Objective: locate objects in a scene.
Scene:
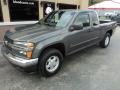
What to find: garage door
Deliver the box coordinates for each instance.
[8,0,39,21]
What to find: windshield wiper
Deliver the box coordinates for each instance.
[38,21,56,26]
[44,22,56,26]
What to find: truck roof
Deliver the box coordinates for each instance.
[56,9,95,13]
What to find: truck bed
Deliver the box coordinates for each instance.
[99,20,117,34]
[100,20,113,24]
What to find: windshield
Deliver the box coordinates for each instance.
[39,11,75,28]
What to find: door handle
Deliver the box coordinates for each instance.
[89,27,95,32]
[88,29,92,32]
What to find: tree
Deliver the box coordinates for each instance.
[89,0,103,6]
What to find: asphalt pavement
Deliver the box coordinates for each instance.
[0,26,120,90]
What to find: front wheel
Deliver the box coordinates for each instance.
[99,33,111,48]
[38,48,63,77]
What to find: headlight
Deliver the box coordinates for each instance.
[13,41,35,59]
[14,42,34,51]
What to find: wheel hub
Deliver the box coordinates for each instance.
[105,36,110,46]
[46,56,60,73]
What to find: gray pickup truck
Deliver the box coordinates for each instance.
[2,10,117,77]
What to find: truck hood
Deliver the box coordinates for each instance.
[5,24,60,43]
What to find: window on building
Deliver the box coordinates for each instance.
[8,0,39,21]
[58,3,77,10]
[0,2,3,22]
[41,1,55,17]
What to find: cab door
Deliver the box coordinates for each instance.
[66,13,93,54]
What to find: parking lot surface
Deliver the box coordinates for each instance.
[0,26,120,90]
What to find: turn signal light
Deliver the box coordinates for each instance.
[26,51,32,59]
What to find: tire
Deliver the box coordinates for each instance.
[99,33,111,48]
[38,48,63,77]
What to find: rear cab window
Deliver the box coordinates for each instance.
[91,11,99,26]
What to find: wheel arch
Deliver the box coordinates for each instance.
[38,43,66,58]
[107,29,113,36]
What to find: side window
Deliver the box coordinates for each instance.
[91,12,99,26]
[74,14,90,27]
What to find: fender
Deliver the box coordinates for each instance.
[32,35,66,59]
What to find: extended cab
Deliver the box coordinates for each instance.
[2,10,117,77]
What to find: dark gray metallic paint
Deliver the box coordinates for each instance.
[3,10,117,59]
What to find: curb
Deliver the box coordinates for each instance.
[0,21,38,26]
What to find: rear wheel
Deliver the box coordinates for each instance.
[38,48,63,77]
[99,33,111,48]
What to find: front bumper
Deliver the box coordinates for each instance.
[1,45,38,69]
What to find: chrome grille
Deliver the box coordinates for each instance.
[4,36,13,52]
[4,35,13,44]
[4,42,12,51]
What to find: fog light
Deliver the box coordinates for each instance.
[20,51,27,55]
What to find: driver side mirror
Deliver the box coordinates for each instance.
[69,23,83,32]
